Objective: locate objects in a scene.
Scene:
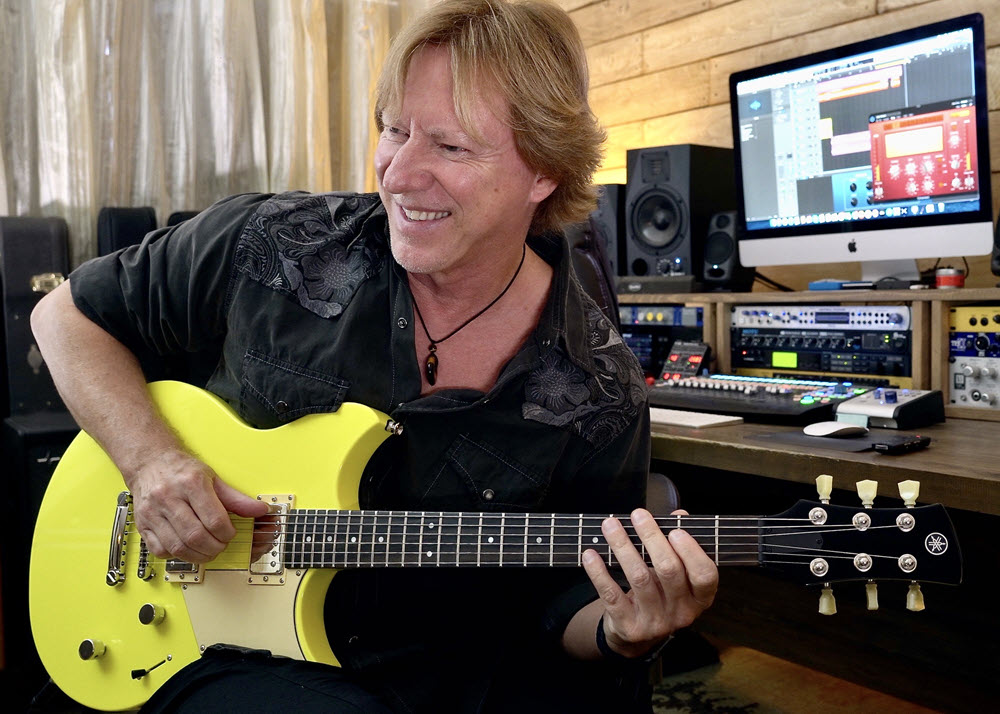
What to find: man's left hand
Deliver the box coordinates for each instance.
[581,508,719,659]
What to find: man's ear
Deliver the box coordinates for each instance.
[530,175,558,204]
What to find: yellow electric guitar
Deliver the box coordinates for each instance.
[30,381,963,711]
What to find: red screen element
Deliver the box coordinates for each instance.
[869,106,978,202]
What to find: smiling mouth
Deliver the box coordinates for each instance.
[401,207,451,222]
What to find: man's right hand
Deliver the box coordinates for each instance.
[128,449,270,563]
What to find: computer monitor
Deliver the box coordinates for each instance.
[731,13,993,282]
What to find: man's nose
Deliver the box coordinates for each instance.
[381,138,434,194]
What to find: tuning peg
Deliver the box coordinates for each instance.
[819,584,837,615]
[816,474,833,504]
[898,480,920,507]
[865,582,878,611]
[907,582,925,612]
[856,480,878,508]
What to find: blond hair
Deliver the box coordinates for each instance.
[374,0,605,235]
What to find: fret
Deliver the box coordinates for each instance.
[346,511,361,566]
[369,510,388,567]
[605,514,614,567]
[582,516,604,564]
[332,510,343,567]
[436,511,444,567]
[309,510,320,568]
[525,513,551,566]
[479,513,502,566]
[553,515,581,566]
[458,513,480,566]
[438,511,459,566]
[421,513,439,565]
[320,511,332,568]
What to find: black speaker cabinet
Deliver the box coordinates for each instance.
[624,145,735,280]
[97,206,157,256]
[703,211,754,291]
[1,412,78,702]
[591,184,625,276]
[0,217,70,418]
[992,218,1000,278]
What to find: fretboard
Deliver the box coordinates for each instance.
[279,510,762,569]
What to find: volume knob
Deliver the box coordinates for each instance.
[79,639,106,660]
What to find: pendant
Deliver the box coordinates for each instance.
[425,344,439,385]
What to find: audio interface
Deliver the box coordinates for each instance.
[948,306,1000,411]
[835,387,945,429]
[731,305,912,382]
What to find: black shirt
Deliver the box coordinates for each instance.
[70,191,653,712]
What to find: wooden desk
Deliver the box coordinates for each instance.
[651,418,1000,515]
[650,419,997,713]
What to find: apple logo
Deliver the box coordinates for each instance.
[848,239,857,253]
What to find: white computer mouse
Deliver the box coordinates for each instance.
[802,421,869,438]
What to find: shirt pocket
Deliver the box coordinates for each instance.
[238,348,350,427]
[421,433,549,511]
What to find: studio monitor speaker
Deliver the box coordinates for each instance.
[703,211,754,291]
[624,144,735,279]
[992,218,1000,278]
[591,184,625,276]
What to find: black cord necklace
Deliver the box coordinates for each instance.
[411,243,527,386]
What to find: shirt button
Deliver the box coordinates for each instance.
[275,400,289,414]
[397,317,408,329]
[483,489,495,501]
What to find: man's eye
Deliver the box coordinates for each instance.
[441,144,466,153]
[386,126,407,138]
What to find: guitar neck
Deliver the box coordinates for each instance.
[280,510,762,569]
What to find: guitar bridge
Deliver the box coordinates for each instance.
[248,495,293,585]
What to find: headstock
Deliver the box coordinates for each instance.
[760,477,962,614]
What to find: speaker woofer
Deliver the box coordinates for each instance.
[633,192,684,250]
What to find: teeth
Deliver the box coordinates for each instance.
[403,207,450,221]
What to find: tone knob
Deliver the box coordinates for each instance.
[139,603,166,626]
[962,364,981,378]
[79,639,106,660]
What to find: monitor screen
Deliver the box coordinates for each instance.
[731,13,993,281]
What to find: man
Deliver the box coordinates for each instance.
[31,1,718,711]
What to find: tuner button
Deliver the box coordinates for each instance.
[865,582,879,611]
[897,480,920,507]
[856,480,878,508]
[906,582,926,612]
[815,474,833,503]
[139,603,166,626]
[819,586,837,616]
[79,639,106,660]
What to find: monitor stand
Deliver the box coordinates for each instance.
[860,259,920,283]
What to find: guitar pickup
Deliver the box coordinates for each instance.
[164,559,204,583]
[248,495,293,585]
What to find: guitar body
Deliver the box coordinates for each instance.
[29,381,393,711]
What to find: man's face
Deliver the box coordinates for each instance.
[375,45,555,279]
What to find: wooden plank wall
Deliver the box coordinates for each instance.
[558,0,1000,290]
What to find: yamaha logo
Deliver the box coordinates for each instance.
[925,532,948,555]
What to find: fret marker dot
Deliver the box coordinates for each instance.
[592,537,599,544]
[378,536,384,543]
[487,536,494,543]
[536,537,543,544]
[429,523,436,529]
[426,551,433,558]
[350,537,357,543]
[305,536,312,543]
[327,536,332,542]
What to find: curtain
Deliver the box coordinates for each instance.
[0,0,432,267]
